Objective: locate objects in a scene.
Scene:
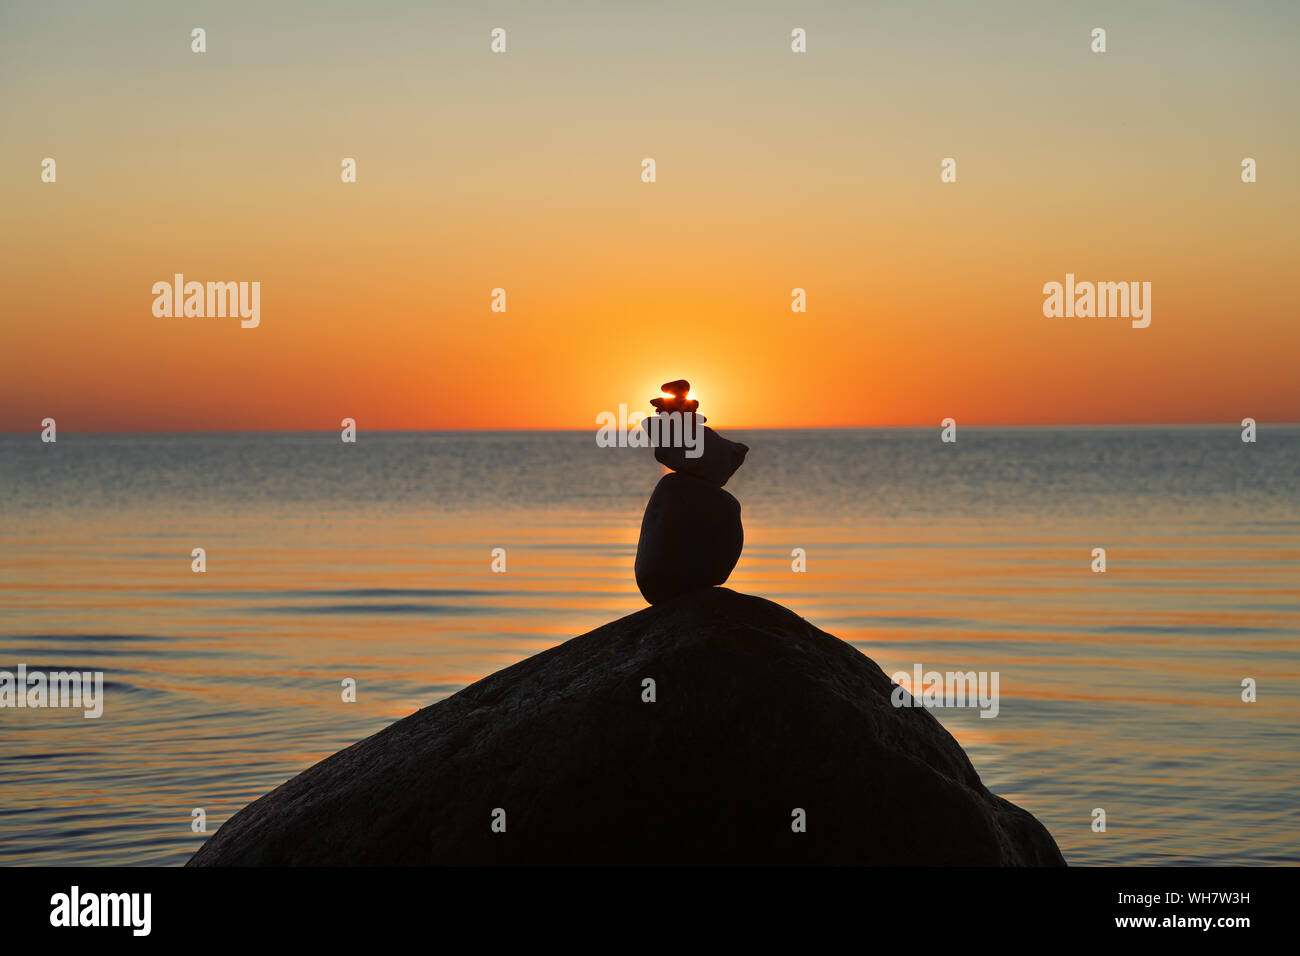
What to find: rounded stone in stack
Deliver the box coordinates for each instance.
[653,426,748,487]
[634,473,743,605]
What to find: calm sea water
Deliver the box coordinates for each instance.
[1,428,1297,866]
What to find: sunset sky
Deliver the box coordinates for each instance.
[2,0,1297,431]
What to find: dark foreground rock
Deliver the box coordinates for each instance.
[189,588,1065,866]
[635,473,744,604]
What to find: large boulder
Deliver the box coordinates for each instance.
[634,472,744,604]
[189,588,1065,866]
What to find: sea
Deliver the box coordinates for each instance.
[1,427,1297,865]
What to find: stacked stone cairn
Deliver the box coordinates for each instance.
[633,379,749,604]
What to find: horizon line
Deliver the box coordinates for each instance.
[4,421,1295,437]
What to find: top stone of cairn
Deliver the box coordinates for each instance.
[650,379,702,418]
[643,379,748,486]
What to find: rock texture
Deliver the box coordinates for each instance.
[189,588,1065,867]
[634,473,744,605]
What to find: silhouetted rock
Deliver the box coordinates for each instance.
[650,379,698,415]
[652,424,749,486]
[187,588,1065,866]
[651,396,700,415]
[635,473,743,604]
[640,410,707,450]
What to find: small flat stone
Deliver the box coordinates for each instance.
[650,396,699,415]
[640,410,706,429]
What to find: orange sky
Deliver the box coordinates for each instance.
[2,1,1297,431]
